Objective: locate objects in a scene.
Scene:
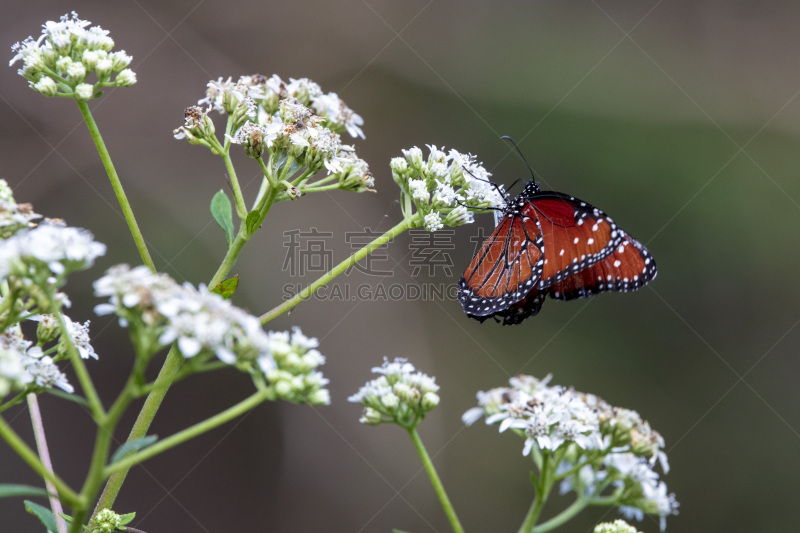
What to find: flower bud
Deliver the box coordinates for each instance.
[35,315,60,343]
[109,50,132,71]
[359,407,383,425]
[422,391,440,411]
[115,69,136,87]
[67,61,86,84]
[95,58,112,78]
[33,77,58,97]
[55,56,72,75]
[82,49,99,70]
[74,83,94,100]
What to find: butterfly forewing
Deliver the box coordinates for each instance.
[458,213,544,319]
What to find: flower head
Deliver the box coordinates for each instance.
[349,357,439,429]
[93,265,328,404]
[465,374,678,530]
[10,12,136,98]
[393,145,504,232]
[0,222,106,293]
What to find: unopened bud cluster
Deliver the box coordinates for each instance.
[463,374,679,531]
[10,12,136,99]
[349,357,440,429]
[391,145,505,231]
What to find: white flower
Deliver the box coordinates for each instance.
[397,145,503,228]
[0,224,106,282]
[465,373,676,524]
[350,357,439,428]
[408,179,429,203]
[642,481,679,531]
[424,212,443,232]
[10,13,134,95]
[24,355,73,393]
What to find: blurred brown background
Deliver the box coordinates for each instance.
[3,1,800,531]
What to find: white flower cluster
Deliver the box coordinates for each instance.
[0,329,74,396]
[9,12,136,99]
[176,74,373,192]
[391,145,506,232]
[93,265,329,404]
[259,327,330,405]
[463,374,678,531]
[594,519,642,533]
[30,314,98,361]
[0,222,106,287]
[200,74,364,139]
[349,357,440,429]
[0,179,40,239]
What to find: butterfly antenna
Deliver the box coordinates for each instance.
[501,136,537,184]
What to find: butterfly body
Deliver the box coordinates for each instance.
[458,180,656,325]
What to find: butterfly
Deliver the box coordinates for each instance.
[457,170,656,325]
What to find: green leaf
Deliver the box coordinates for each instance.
[45,388,90,407]
[245,210,261,236]
[210,276,239,300]
[25,500,57,532]
[110,435,158,464]
[0,484,48,498]
[119,512,136,525]
[210,190,234,246]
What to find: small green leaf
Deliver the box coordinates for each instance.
[25,500,58,532]
[210,190,234,246]
[45,388,90,407]
[110,435,158,464]
[0,484,48,498]
[246,210,261,236]
[211,276,239,300]
[119,512,136,525]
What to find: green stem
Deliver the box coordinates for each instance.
[531,497,588,533]
[260,215,418,324]
[72,416,117,533]
[222,151,248,219]
[91,345,184,513]
[105,390,268,475]
[407,427,464,533]
[518,450,554,533]
[0,415,81,507]
[75,100,155,271]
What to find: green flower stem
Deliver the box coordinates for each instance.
[300,183,344,194]
[75,100,155,272]
[0,414,81,507]
[260,215,419,324]
[92,345,184,514]
[27,394,68,533]
[407,427,464,533]
[221,151,248,220]
[72,417,118,533]
[518,451,555,533]
[531,497,589,533]
[209,225,249,288]
[104,390,268,476]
